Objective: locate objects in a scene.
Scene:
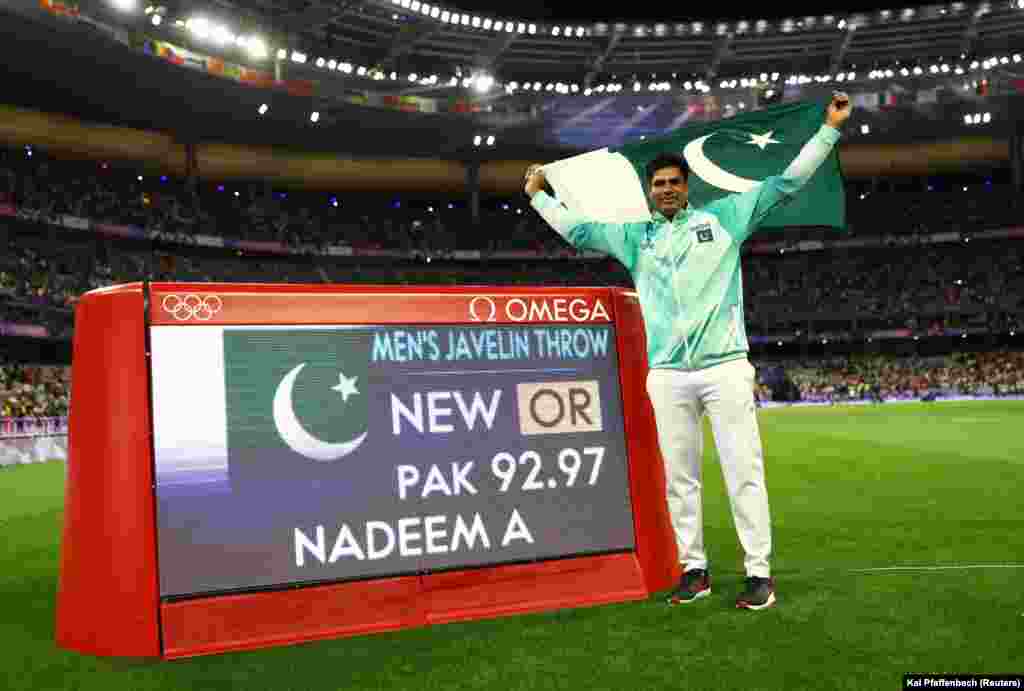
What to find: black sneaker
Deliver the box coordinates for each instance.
[736,576,776,610]
[668,569,711,604]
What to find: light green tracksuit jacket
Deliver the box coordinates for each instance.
[530,124,841,371]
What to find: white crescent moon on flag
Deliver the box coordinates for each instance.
[273,363,367,462]
[682,134,764,193]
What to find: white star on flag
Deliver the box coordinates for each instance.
[331,372,360,402]
[746,131,781,150]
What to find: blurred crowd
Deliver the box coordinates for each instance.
[1,143,1023,347]
[760,351,1024,402]
[0,145,571,255]
[742,245,1024,326]
[4,352,1023,423]
[0,363,70,419]
[3,145,1024,257]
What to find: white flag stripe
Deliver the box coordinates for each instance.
[151,326,229,477]
[542,149,652,223]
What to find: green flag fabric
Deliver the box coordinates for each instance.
[542,99,846,231]
[224,329,372,486]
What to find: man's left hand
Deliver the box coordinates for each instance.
[826,91,851,129]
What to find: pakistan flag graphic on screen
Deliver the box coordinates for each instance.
[224,329,372,486]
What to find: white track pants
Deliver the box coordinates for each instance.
[645,358,772,578]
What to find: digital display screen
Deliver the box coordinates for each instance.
[150,324,636,598]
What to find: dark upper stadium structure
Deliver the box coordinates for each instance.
[0,0,1022,363]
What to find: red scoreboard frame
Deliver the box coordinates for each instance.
[55,282,681,659]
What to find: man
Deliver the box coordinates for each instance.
[524,92,851,611]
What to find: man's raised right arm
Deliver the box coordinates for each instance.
[525,164,639,270]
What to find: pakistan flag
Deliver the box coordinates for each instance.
[224,329,371,487]
[542,99,846,231]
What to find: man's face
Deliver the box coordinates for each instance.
[649,165,688,219]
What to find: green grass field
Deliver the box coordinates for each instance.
[3,401,1023,690]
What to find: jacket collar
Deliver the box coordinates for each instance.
[652,202,692,226]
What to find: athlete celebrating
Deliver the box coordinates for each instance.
[524,92,852,610]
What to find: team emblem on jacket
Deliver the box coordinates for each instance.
[695,223,714,243]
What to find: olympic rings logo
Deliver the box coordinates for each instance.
[161,294,223,321]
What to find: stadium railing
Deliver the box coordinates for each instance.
[0,416,68,466]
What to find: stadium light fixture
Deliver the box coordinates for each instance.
[494,20,503,30]
[246,37,268,60]
[212,24,234,45]
[461,16,469,26]
[472,16,480,27]
[483,18,492,29]
[186,17,210,39]
[552,26,561,36]
[111,0,137,12]
[473,135,482,146]
[486,135,495,146]
[310,111,319,123]
[291,51,307,64]
[258,103,268,115]
[315,57,325,68]
[151,13,161,25]
[474,73,494,93]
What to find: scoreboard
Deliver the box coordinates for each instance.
[56,283,679,659]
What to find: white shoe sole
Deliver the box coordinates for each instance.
[669,588,711,604]
[737,591,776,610]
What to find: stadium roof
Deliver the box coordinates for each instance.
[167,0,1024,85]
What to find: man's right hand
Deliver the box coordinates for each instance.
[524,164,546,197]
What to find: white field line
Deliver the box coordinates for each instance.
[847,564,1024,573]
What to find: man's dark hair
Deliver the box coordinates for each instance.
[646,153,689,185]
